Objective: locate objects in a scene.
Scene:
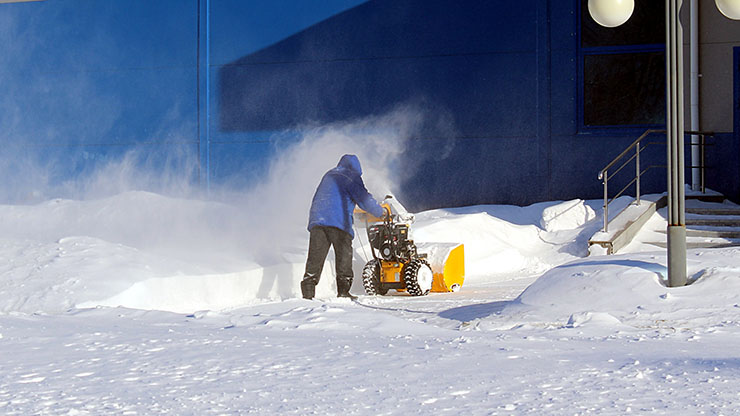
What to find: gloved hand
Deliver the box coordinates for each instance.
[383,206,392,220]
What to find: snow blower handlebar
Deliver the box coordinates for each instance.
[353,202,391,224]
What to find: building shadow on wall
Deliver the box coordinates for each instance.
[219,0,513,133]
[218,0,542,210]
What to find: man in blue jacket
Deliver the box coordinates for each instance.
[302,154,386,299]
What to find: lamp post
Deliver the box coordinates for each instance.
[665,0,687,287]
[588,0,740,287]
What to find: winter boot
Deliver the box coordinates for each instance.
[336,277,357,300]
[301,278,317,300]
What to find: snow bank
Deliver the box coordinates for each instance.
[412,212,552,281]
[411,200,600,283]
[77,264,303,314]
[539,199,596,232]
[513,254,668,314]
[483,248,740,333]
[0,191,603,314]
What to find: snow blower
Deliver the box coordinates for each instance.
[355,197,465,296]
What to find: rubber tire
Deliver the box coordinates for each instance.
[362,259,388,295]
[403,259,433,296]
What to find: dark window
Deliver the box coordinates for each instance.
[584,52,665,126]
[580,0,665,129]
[581,1,665,48]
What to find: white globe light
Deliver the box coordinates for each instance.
[588,0,635,28]
[716,0,740,20]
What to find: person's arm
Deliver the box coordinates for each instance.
[348,175,385,218]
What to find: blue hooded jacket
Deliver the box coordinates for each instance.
[308,154,384,238]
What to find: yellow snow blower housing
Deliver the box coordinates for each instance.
[417,242,465,293]
[354,198,465,296]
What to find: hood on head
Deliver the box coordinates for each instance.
[337,154,362,175]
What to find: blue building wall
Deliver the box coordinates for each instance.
[0,0,736,209]
[0,0,200,200]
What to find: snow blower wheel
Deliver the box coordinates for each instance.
[403,258,433,296]
[362,259,388,296]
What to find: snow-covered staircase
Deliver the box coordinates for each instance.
[648,202,740,249]
[588,194,665,255]
[588,192,740,254]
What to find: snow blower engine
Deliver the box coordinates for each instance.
[355,197,465,297]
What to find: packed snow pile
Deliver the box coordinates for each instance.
[506,248,740,326]
[539,198,596,232]
[411,200,601,284]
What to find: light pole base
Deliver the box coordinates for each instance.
[667,225,687,287]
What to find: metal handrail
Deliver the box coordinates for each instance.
[598,129,714,233]
[598,129,665,181]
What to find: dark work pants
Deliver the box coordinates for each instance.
[303,226,354,285]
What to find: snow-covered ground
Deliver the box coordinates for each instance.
[2,190,740,415]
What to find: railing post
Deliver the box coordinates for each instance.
[635,142,641,205]
[603,171,609,233]
[700,134,706,193]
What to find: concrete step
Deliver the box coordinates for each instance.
[686,208,740,216]
[685,218,740,227]
[647,240,740,249]
[658,228,740,238]
[687,194,726,203]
